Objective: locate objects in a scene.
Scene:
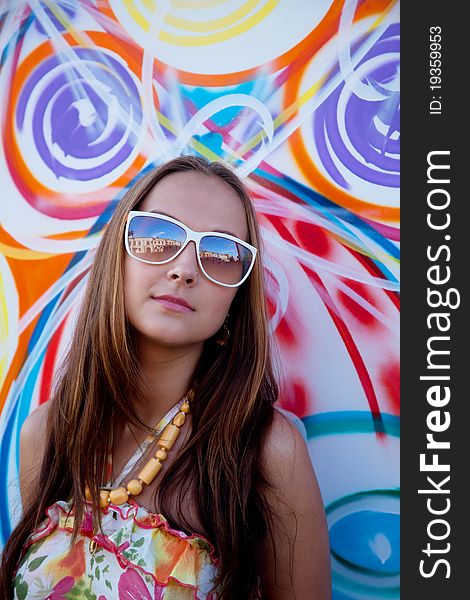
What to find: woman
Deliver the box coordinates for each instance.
[0,155,331,599]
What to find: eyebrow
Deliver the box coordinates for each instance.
[149,209,239,237]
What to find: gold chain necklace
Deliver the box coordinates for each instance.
[84,387,193,508]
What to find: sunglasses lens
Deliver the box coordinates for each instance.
[199,235,255,286]
[127,215,186,262]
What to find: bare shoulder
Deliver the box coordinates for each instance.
[267,407,303,446]
[259,407,332,600]
[260,407,310,481]
[20,401,50,447]
[19,402,51,509]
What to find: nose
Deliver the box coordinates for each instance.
[166,240,199,285]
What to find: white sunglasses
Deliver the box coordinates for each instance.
[124,210,258,288]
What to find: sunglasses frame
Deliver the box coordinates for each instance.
[124,210,258,288]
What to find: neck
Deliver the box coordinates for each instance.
[134,337,204,427]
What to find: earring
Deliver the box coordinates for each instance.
[215,314,230,346]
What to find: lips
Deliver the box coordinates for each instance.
[152,295,195,311]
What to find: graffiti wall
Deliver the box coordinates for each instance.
[0,1,400,598]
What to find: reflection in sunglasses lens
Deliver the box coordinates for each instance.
[199,235,253,286]
[128,216,185,261]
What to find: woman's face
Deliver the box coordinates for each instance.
[123,170,249,348]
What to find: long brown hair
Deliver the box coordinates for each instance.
[0,155,287,598]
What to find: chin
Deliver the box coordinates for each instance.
[140,329,201,346]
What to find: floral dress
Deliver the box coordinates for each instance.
[13,498,221,600]
[13,396,223,599]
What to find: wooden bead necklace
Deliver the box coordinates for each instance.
[85,388,193,508]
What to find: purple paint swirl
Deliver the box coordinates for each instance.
[313,23,400,189]
[16,47,142,181]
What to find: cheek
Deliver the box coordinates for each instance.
[123,263,138,322]
[122,259,153,312]
[124,258,163,293]
[203,287,237,322]
[123,260,138,304]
